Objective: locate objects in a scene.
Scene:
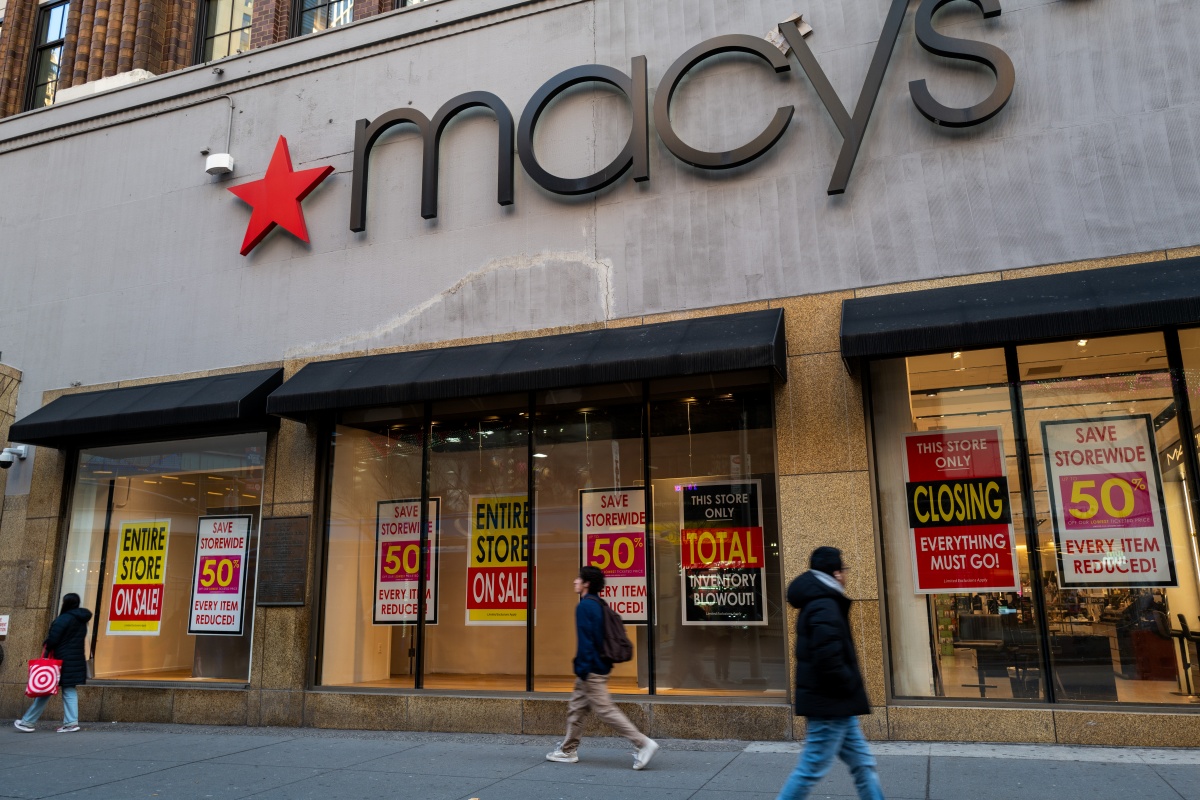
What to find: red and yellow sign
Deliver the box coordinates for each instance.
[903,428,1019,594]
[375,498,440,624]
[679,481,768,626]
[1042,416,1176,588]
[581,488,647,622]
[108,520,170,636]
[188,515,251,635]
[466,494,530,625]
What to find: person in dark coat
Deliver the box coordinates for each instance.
[776,547,884,800]
[14,593,92,733]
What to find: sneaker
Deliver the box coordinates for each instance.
[56,725,80,733]
[13,720,34,733]
[545,746,578,763]
[632,738,659,770]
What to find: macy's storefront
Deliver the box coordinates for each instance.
[2,0,1200,746]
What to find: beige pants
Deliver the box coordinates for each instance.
[562,673,648,753]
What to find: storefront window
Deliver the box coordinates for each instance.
[1020,333,1199,704]
[320,407,424,688]
[423,395,529,691]
[533,384,646,692]
[872,335,1200,705]
[871,350,1043,700]
[316,374,788,696]
[60,433,267,683]
[649,373,787,697]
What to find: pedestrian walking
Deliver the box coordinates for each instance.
[777,547,884,800]
[13,593,92,733]
[546,565,660,770]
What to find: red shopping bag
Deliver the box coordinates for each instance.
[26,650,62,698]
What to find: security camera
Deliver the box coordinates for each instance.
[0,446,28,470]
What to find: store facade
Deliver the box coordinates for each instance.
[3,0,1200,745]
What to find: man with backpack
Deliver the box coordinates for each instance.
[546,565,659,770]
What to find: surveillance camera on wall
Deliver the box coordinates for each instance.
[0,446,28,470]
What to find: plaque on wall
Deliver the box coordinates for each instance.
[256,516,311,606]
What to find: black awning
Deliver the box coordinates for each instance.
[840,255,1200,361]
[10,368,284,449]
[267,309,786,418]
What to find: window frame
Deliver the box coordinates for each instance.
[311,372,787,696]
[194,0,254,65]
[291,0,353,38]
[869,326,1200,709]
[23,0,69,112]
[53,431,271,686]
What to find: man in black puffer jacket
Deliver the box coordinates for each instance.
[14,593,92,734]
[776,547,884,800]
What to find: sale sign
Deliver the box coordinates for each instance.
[374,498,441,625]
[188,515,252,635]
[679,480,767,626]
[903,428,1019,593]
[1042,415,1176,588]
[466,494,530,625]
[580,488,647,623]
[108,520,171,635]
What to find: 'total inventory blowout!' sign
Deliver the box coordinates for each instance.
[189,515,252,635]
[580,488,647,623]
[467,494,530,625]
[375,498,441,624]
[109,520,171,635]
[1042,416,1176,588]
[680,481,767,626]
[903,428,1019,593]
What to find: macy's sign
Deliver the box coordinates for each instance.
[349,0,1016,231]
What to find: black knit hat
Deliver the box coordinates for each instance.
[810,546,844,576]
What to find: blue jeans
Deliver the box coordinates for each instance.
[776,716,884,800]
[21,687,78,727]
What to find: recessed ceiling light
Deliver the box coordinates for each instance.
[1077,339,1088,347]
[952,351,962,359]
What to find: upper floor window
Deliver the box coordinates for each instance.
[295,0,351,35]
[198,0,254,62]
[25,1,68,111]
[396,0,431,7]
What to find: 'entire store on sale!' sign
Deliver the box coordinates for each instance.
[903,428,1019,594]
[374,498,441,625]
[188,515,252,635]
[466,494,530,625]
[1042,416,1176,588]
[108,520,170,635]
[580,487,647,623]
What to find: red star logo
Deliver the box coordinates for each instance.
[228,136,334,256]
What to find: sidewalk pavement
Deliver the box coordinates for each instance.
[3,719,1200,800]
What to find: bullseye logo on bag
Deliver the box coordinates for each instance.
[108,520,170,636]
[26,660,61,696]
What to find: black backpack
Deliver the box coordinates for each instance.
[587,595,633,664]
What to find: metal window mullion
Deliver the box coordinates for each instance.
[89,478,117,663]
[1005,344,1057,704]
[1164,329,1200,596]
[642,380,656,695]
[414,401,432,690]
[526,391,536,693]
